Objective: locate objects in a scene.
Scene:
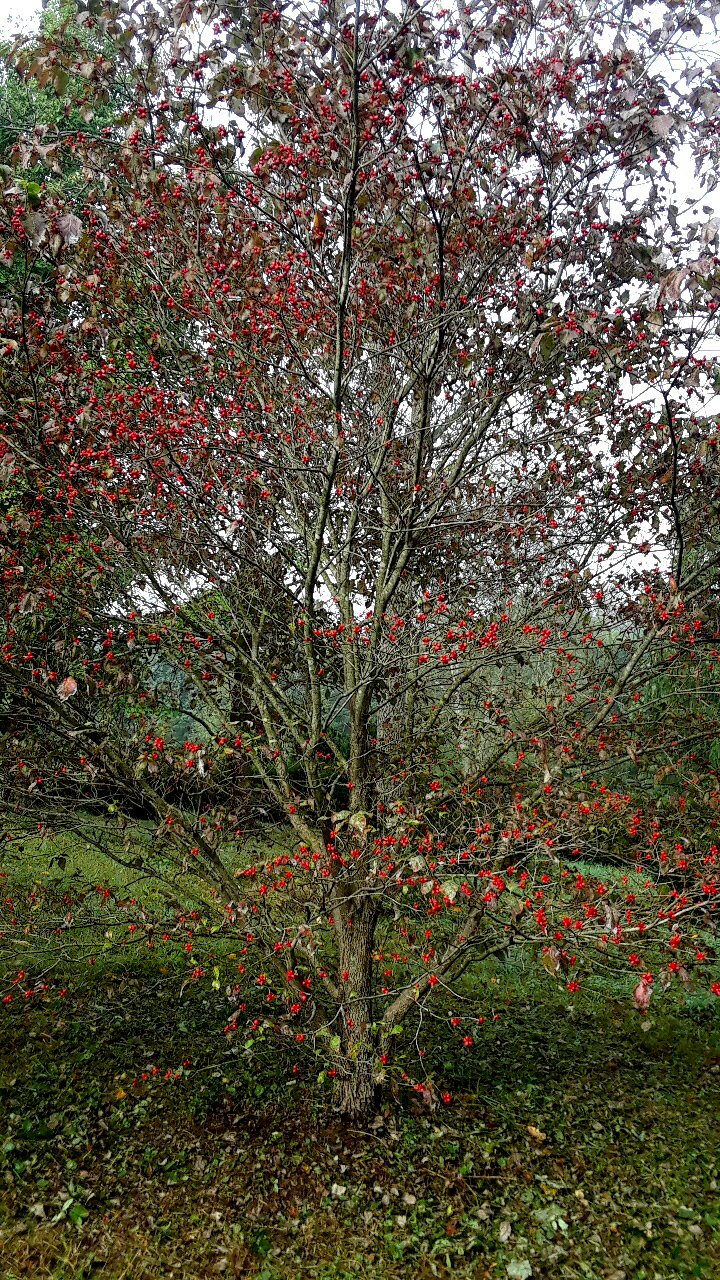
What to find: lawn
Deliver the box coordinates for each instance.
[1,957,719,1278]
[1,837,719,1279]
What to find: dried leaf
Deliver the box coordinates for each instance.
[22,211,46,249]
[56,676,78,701]
[649,114,673,140]
[506,1260,533,1280]
[56,213,82,245]
[698,90,720,119]
[633,978,652,1011]
[175,0,194,26]
[527,1125,546,1141]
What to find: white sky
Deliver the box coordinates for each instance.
[1,0,41,40]
[2,0,718,286]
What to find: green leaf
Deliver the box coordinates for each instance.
[329,1035,341,1051]
[50,1198,73,1225]
[539,332,554,361]
[248,1229,270,1258]
[18,1120,54,1141]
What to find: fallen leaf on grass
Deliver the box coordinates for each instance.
[527,1125,546,1141]
[507,1260,532,1279]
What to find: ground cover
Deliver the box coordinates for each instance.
[1,945,718,1280]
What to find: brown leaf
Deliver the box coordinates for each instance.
[22,211,46,249]
[676,965,693,992]
[633,978,652,1011]
[661,256,714,302]
[698,90,720,118]
[56,676,78,701]
[56,213,82,246]
[527,1124,547,1141]
[175,0,194,26]
[649,114,673,140]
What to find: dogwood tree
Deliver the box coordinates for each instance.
[1,0,720,1116]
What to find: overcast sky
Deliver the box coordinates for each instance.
[2,0,718,229]
[1,0,41,40]
[2,0,717,435]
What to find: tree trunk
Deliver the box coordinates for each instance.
[332,896,379,1122]
[332,1043,377,1121]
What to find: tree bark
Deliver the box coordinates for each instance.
[332,1040,377,1122]
[332,895,379,1121]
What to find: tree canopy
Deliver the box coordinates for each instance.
[1,0,720,1117]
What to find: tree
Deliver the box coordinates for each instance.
[2,0,720,1118]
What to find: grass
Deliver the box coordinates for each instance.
[1,949,719,1280]
[5,818,295,902]
[1,834,719,1278]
